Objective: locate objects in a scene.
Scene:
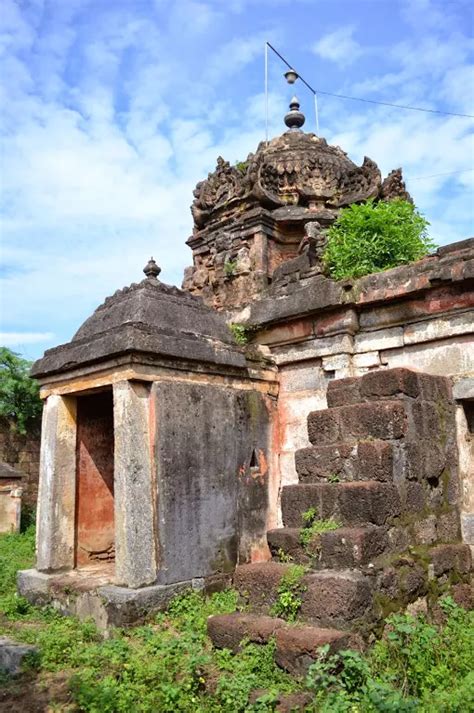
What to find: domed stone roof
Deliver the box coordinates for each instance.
[32,268,246,379]
[190,129,410,232]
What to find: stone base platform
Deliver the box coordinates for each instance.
[18,567,229,629]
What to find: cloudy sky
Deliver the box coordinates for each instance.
[1,0,473,359]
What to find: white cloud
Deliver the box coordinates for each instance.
[0,333,55,347]
[312,26,362,67]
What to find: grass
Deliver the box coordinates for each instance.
[1,528,473,712]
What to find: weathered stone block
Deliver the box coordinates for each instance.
[233,562,290,609]
[404,312,474,345]
[319,526,390,568]
[274,626,352,676]
[281,482,401,528]
[307,401,407,445]
[295,440,394,483]
[360,368,420,399]
[267,528,308,563]
[300,570,373,626]
[0,638,38,676]
[353,351,381,368]
[272,334,354,366]
[429,544,472,576]
[354,327,404,353]
[326,377,361,407]
[207,613,286,653]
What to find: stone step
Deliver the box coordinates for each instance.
[281,482,401,528]
[307,400,407,446]
[268,526,391,569]
[295,440,394,483]
[207,612,286,653]
[326,368,451,408]
[207,610,354,678]
[233,562,374,630]
[274,625,356,676]
[299,569,373,629]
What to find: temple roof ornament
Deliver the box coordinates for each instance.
[143,257,161,279]
[284,96,305,131]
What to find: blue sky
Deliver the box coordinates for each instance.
[1,0,473,360]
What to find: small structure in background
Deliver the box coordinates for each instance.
[0,462,24,534]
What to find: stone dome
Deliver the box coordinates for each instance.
[190,129,410,232]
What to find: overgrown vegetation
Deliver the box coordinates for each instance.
[306,598,474,712]
[299,508,341,552]
[224,258,238,277]
[0,347,42,434]
[229,322,251,345]
[270,564,307,622]
[1,529,473,712]
[323,199,435,280]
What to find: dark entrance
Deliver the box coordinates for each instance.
[75,390,114,567]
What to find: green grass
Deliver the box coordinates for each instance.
[1,528,473,712]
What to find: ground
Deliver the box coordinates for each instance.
[0,527,473,712]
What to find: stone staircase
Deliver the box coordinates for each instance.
[208,368,472,677]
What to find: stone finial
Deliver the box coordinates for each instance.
[284,96,305,131]
[143,257,161,279]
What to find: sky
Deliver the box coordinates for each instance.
[1,0,473,360]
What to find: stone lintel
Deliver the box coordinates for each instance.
[453,377,474,401]
[113,381,157,589]
[37,359,278,400]
[36,394,76,572]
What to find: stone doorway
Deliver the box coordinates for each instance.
[75,390,115,568]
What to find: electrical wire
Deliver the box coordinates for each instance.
[408,169,474,181]
[266,42,474,120]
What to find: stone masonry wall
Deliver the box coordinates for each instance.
[241,240,474,540]
[0,420,40,508]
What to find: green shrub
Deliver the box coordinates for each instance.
[323,199,435,280]
[0,347,42,434]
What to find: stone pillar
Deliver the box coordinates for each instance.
[113,380,157,588]
[454,379,474,555]
[36,395,77,572]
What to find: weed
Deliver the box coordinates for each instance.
[229,323,250,345]
[328,473,341,483]
[299,508,341,552]
[234,160,249,174]
[224,259,238,277]
[276,548,293,564]
[271,565,307,622]
[305,597,474,712]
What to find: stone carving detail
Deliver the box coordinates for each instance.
[380,168,413,203]
[191,157,250,229]
[184,128,413,310]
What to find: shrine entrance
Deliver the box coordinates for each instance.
[75,390,115,568]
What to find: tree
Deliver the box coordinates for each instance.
[323,199,435,280]
[0,348,42,434]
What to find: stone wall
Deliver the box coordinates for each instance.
[0,420,40,508]
[238,240,474,535]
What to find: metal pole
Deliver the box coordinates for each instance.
[264,42,269,144]
[314,92,320,135]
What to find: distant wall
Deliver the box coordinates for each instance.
[0,420,41,507]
